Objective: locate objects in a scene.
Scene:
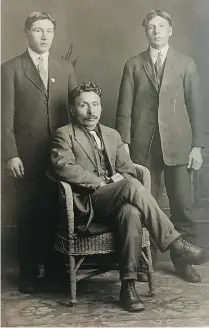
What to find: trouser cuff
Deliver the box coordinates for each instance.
[159,230,180,252]
[120,272,138,281]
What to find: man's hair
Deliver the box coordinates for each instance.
[24,12,56,30]
[142,10,172,27]
[69,82,102,106]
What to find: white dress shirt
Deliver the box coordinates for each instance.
[28,47,49,71]
[149,44,169,65]
[90,130,102,150]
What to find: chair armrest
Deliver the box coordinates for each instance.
[46,171,75,235]
[134,163,151,193]
[58,181,75,235]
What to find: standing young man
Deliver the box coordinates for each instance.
[116,10,203,283]
[1,12,77,293]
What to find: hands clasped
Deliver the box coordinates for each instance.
[99,173,124,187]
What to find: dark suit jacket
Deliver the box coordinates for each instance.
[116,48,203,166]
[1,50,77,177]
[50,123,137,229]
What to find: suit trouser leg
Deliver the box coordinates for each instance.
[16,179,42,279]
[164,165,197,265]
[145,126,164,265]
[92,177,179,254]
[115,204,143,280]
[164,165,196,243]
[16,178,58,280]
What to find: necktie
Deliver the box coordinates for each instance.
[90,130,102,150]
[155,51,163,74]
[37,55,48,89]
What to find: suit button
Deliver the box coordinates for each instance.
[46,114,49,118]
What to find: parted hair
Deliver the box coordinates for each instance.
[142,10,172,27]
[69,82,102,106]
[24,12,56,30]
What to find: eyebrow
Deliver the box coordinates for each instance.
[32,27,54,30]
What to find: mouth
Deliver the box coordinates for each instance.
[154,37,162,41]
[87,117,98,121]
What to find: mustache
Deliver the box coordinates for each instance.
[85,115,98,120]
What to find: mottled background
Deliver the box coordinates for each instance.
[1,0,209,260]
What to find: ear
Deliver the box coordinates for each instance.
[69,105,75,116]
[24,29,29,38]
[169,26,173,37]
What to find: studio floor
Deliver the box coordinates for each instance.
[1,260,209,327]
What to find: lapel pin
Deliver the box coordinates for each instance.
[51,78,55,82]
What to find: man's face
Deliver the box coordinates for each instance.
[145,15,172,49]
[25,19,54,54]
[72,91,102,130]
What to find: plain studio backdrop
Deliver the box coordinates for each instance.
[1,0,209,258]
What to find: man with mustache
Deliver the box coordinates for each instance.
[116,10,203,283]
[50,81,209,312]
[1,11,77,293]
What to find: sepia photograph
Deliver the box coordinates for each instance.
[1,0,209,327]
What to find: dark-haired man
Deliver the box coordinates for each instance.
[50,82,209,312]
[1,11,77,293]
[116,10,203,283]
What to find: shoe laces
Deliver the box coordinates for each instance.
[127,281,138,298]
[179,238,202,254]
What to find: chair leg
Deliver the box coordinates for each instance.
[68,255,77,306]
[145,246,155,297]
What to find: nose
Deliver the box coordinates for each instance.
[41,31,47,39]
[87,104,94,115]
[154,26,160,34]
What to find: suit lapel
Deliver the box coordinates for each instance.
[160,48,176,93]
[142,49,158,91]
[73,125,98,169]
[99,124,114,175]
[22,50,48,95]
[48,56,59,97]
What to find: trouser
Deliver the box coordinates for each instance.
[15,177,58,280]
[145,127,197,264]
[91,177,179,280]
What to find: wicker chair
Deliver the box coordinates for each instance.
[53,164,154,305]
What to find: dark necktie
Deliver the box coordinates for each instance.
[155,51,163,74]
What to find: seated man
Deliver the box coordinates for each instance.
[50,81,209,313]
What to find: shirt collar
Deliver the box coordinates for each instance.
[149,44,169,62]
[84,124,100,135]
[28,47,49,66]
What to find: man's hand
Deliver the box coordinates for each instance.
[6,157,24,178]
[124,143,130,155]
[187,147,203,171]
[110,173,124,183]
[99,173,124,187]
[99,181,108,187]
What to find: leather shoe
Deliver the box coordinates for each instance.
[175,264,201,283]
[18,275,36,294]
[120,280,145,312]
[170,237,209,265]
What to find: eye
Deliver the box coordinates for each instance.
[33,28,41,32]
[79,103,86,108]
[47,29,53,33]
[93,102,99,106]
